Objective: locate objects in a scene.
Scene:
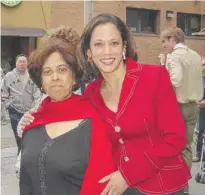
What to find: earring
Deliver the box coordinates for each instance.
[87,55,93,62]
[40,87,45,93]
[122,52,126,60]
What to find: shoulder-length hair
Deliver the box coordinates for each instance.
[28,32,83,92]
[76,13,137,81]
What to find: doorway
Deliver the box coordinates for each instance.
[1,36,37,70]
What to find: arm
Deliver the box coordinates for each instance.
[1,75,11,108]
[166,53,183,88]
[119,67,186,186]
[17,96,48,138]
[17,110,35,138]
[17,116,26,138]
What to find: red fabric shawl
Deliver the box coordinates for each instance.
[23,94,115,195]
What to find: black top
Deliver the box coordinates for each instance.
[20,119,91,195]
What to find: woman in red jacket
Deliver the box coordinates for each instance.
[20,14,191,195]
[76,14,191,195]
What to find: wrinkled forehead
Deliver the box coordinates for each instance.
[43,52,68,69]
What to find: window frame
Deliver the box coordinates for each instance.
[177,12,202,36]
[126,7,159,34]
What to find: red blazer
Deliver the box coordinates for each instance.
[85,58,191,194]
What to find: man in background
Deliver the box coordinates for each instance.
[159,27,203,194]
[1,54,41,154]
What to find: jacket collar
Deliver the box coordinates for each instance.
[126,57,142,73]
[96,57,142,83]
[87,57,142,124]
[174,43,188,50]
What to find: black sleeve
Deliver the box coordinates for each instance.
[19,151,33,195]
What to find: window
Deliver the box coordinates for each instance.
[177,13,202,36]
[126,8,158,34]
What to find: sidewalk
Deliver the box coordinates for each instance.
[1,122,204,195]
[1,122,19,195]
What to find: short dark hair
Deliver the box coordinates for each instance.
[77,13,137,81]
[16,54,28,62]
[28,27,83,92]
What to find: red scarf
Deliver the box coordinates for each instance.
[23,94,90,133]
[23,94,115,195]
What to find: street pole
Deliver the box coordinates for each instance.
[84,0,93,27]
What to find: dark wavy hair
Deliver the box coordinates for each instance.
[76,13,138,81]
[28,26,83,92]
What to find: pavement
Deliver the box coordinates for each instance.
[1,121,205,195]
[1,121,19,195]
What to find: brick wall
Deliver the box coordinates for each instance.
[51,1,84,34]
[51,1,205,64]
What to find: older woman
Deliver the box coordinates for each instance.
[19,26,115,195]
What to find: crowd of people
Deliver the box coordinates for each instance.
[1,13,205,195]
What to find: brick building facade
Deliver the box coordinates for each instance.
[2,1,205,65]
[51,1,205,64]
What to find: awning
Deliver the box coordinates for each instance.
[192,28,205,36]
[1,26,47,37]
